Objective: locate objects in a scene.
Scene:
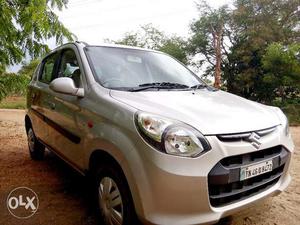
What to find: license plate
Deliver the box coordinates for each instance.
[240,160,273,181]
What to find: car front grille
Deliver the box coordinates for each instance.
[208,145,289,207]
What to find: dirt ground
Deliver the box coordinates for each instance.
[0,109,299,225]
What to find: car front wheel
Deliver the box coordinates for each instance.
[94,162,138,225]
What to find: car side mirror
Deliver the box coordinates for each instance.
[49,77,84,97]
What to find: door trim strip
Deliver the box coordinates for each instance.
[31,108,81,144]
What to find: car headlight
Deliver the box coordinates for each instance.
[135,112,211,157]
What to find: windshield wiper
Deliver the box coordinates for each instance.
[190,84,207,89]
[128,82,190,92]
[190,83,218,91]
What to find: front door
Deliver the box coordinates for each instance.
[29,52,59,144]
[46,48,86,171]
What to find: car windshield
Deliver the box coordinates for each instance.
[85,46,205,91]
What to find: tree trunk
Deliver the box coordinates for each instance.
[212,27,223,89]
[214,37,222,89]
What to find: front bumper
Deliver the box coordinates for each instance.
[208,145,288,207]
[130,125,294,225]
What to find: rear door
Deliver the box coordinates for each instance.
[28,52,59,144]
[45,47,86,171]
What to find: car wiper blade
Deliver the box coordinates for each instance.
[158,82,190,88]
[190,84,208,89]
[138,82,161,87]
[140,82,189,88]
[190,83,218,91]
[128,82,190,92]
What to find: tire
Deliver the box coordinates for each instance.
[27,127,45,160]
[93,162,139,225]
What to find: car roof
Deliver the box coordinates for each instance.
[50,41,160,54]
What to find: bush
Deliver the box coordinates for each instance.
[0,73,30,102]
[281,104,300,126]
[271,97,300,125]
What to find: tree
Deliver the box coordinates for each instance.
[223,0,300,102]
[159,37,188,64]
[0,63,5,74]
[112,32,141,48]
[0,72,29,101]
[0,0,73,69]
[113,24,165,49]
[188,0,231,88]
[18,59,40,78]
[262,43,300,103]
[109,24,188,63]
[0,58,41,102]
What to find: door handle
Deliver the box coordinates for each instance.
[31,93,36,101]
[49,102,56,110]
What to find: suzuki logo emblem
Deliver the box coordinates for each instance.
[246,132,261,149]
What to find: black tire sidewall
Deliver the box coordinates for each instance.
[27,128,45,160]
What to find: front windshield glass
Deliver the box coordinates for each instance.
[85,46,204,90]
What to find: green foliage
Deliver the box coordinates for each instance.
[186,0,300,102]
[262,43,300,102]
[0,59,40,102]
[0,59,40,103]
[113,24,165,49]
[222,0,300,102]
[112,33,141,48]
[0,0,72,102]
[283,104,300,126]
[0,0,73,69]
[272,98,300,125]
[0,64,5,74]
[0,73,30,102]
[110,24,188,63]
[18,59,41,78]
[159,37,188,64]
[188,1,231,73]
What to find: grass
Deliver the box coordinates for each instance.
[0,96,26,109]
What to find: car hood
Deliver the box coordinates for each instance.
[110,89,281,135]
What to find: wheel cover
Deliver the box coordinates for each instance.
[27,129,35,152]
[98,177,123,225]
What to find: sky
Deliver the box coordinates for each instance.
[9,0,231,72]
[55,0,230,44]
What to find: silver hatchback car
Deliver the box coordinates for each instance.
[25,41,294,225]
